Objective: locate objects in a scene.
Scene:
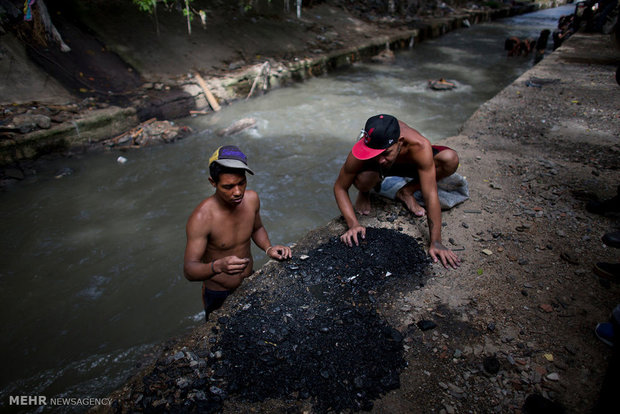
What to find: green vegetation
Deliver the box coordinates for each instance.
[132,0,194,35]
[132,0,162,13]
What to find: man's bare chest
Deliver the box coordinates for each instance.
[208,212,255,250]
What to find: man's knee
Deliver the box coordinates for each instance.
[435,149,459,176]
[354,171,381,192]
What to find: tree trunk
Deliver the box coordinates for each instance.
[153,0,160,37]
[33,0,71,51]
[185,0,192,36]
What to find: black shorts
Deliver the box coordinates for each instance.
[202,285,231,322]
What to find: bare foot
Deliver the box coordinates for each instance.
[355,192,371,215]
[396,189,426,217]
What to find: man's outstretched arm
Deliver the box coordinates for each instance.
[334,155,366,246]
[418,161,460,269]
[251,199,291,260]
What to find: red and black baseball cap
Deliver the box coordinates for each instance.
[352,114,400,160]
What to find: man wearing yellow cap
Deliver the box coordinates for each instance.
[184,145,292,320]
[333,114,460,269]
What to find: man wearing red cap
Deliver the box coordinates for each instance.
[333,114,461,269]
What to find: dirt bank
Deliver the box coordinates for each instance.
[102,30,620,413]
[1,0,548,173]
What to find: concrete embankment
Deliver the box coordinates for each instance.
[105,31,620,413]
[1,1,562,166]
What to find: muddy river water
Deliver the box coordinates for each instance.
[0,4,574,408]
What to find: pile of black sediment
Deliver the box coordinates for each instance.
[129,228,430,413]
[210,228,431,412]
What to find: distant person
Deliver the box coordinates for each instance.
[520,38,535,56]
[534,29,551,64]
[593,303,620,413]
[184,145,291,321]
[587,186,620,282]
[553,14,575,50]
[505,36,522,56]
[333,114,461,269]
[586,184,620,216]
[505,36,534,57]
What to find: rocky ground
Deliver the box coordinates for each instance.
[103,30,620,414]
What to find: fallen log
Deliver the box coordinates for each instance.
[216,118,257,136]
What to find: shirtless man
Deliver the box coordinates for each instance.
[333,114,460,269]
[505,36,522,56]
[184,145,291,320]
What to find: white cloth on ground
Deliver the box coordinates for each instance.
[375,173,469,210]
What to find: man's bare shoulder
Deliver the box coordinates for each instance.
[243,190,261,209]
[399,123,434,166]
[342,151,365,173]
[185,196,218,239]
[400,122,429,146]
[188,196,217,223]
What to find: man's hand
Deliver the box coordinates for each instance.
[429,241,460,269]
[340,225,366,247]
[214,256,250,274]
[267,245,292,260]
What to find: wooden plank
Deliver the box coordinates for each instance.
[194,72,221,112]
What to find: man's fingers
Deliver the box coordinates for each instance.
[225,257,250,273]
[438,252,460,269]
[272,247,292,260]
[435,252,449,269]
[446,251,460,268]
[341,227,366,247]
[344,234,353,247]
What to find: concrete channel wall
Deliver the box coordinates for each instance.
[0,107,138,163]
[0,1,567,165]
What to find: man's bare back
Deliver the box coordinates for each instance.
[333,114,461,269]
[353,121,431,217]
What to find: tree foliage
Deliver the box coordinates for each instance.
[132,0,168,14]
[131,0,195,35]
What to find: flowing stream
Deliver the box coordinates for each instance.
[0,4,574,408]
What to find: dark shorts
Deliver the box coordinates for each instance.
[202,285,232,322]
